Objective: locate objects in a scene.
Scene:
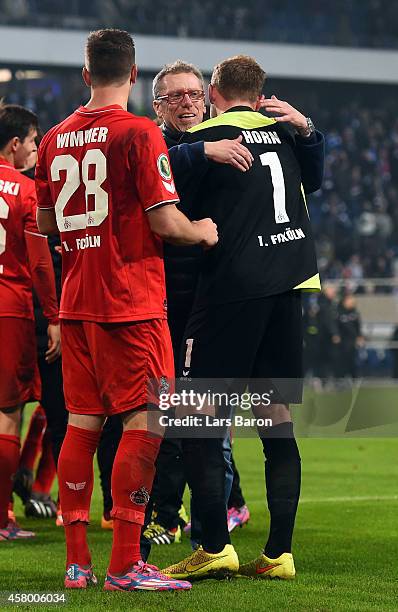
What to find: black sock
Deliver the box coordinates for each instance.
[182,436,230,553]
[97,416,122,515]
[260,422,301,558]
[228,454,246,509]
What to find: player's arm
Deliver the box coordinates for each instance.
[35,136,59,235]
[169,136,253,174]
[294,130,325,194]
[257,95,325,193]
[132,124,217,247]
[37,208,58,235]
[26,234,61,364]
[147,204,218,247]
[25,220,60,364]
[203,136,253,171]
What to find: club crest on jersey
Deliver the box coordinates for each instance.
[130,486,150,506]
[157,153,171,180]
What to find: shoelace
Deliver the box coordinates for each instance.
[6,520,25,533]
[133,561,169,579]
[7,520,19,528]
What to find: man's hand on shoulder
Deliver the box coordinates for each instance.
[256,95,308,134]
[204,136,253,172]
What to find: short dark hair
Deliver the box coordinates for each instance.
[153,60,204,99]
[85,29,135,86]
[0,103,38,150]
[211,55,266,103]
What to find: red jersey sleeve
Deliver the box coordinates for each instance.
[25,233,59,324]
[35,138,54,210]
[22,180,59,324]
[22,180,42,235]
[129,124,179,212]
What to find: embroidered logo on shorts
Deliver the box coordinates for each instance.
[129,486,150,506]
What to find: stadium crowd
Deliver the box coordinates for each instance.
[1,0,398,49]
[307,98,398,289]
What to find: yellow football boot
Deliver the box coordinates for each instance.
[162,544,239,580]
[101,515,114,530]
[239,552,295,580]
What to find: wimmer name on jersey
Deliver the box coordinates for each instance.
[180,106,321,312]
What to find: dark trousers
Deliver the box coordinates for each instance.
[151,438,185,529]
[97,415,123,514]
[37,354,68,467]
[228,453,246,509]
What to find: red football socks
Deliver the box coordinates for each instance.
[109,518,142,576]
[109,430,161,575]
[20,404,46,470]
[0,434,20,528]
[32,429,56,495]
[57,425,101,566]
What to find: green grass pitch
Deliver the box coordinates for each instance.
[0,404,397,611]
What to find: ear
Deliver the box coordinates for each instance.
[152,99,163,120]
[130,65,138,85]
[10,136,19,153]
[208,83,215,104]
[82,66,91,87]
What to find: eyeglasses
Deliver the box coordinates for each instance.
[155,89,205,105]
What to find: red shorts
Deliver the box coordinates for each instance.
[61,318,174,416]
[0,317,41,409]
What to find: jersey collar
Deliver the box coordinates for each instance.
[0,156,13,168]
[224,105,256,113]
[76,104,124,114]
[160,122,182,147]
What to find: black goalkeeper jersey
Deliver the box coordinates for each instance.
[180,106,320,313]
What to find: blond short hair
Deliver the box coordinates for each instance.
[211,55,266,103]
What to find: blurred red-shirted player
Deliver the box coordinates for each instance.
[0,104,60,542]
[35,29,217,592]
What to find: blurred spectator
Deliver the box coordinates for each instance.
[336,294,364,378]
[303,298,322,378]
[303,286,341,380]
[390,326,398,378]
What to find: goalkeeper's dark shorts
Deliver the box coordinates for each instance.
[179,290,303,405]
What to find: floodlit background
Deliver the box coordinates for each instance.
[0,3,397,610]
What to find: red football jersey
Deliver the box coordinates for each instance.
[35,105,179,323]
[0,157,43,319]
